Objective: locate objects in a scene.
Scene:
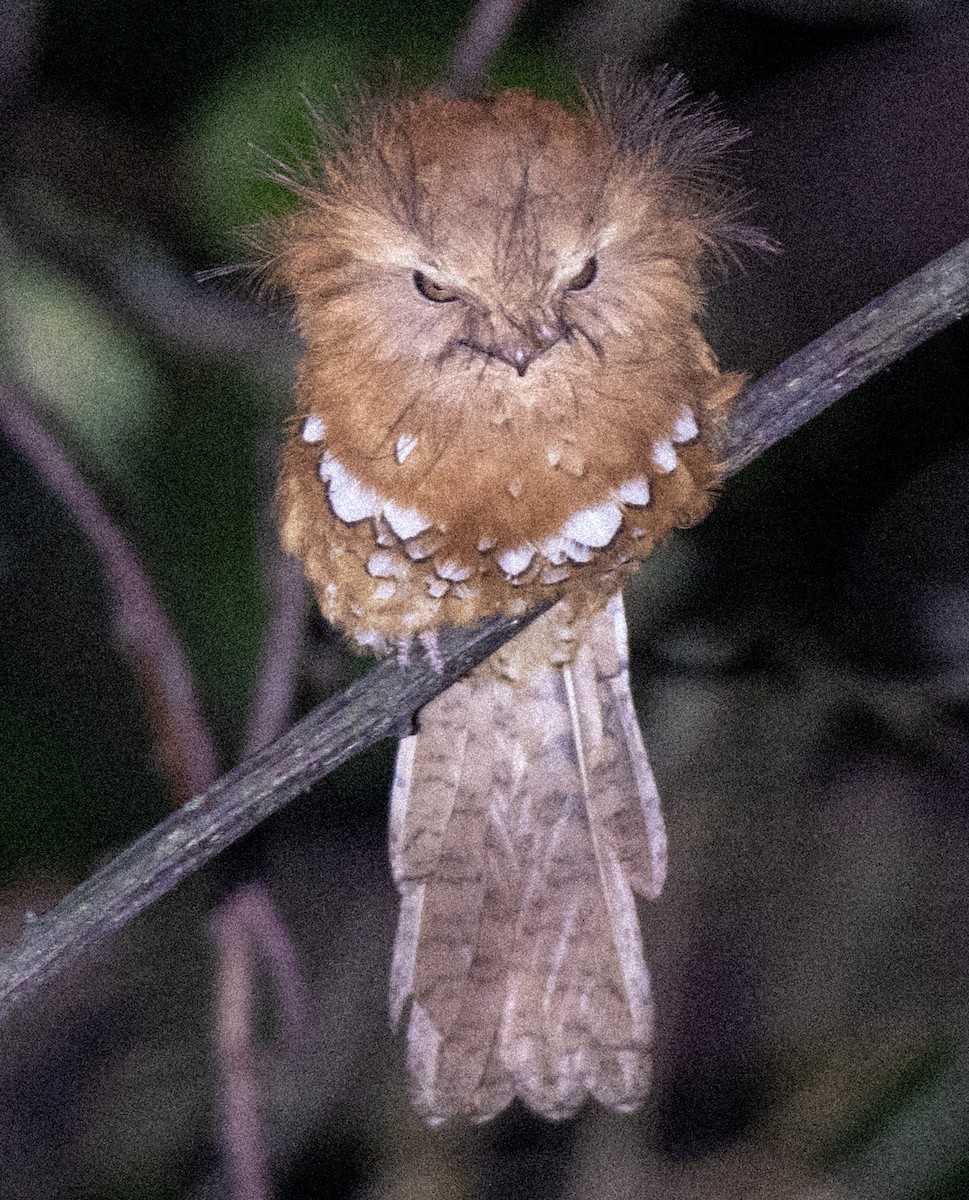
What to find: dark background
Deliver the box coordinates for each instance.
[1,1,968,1197]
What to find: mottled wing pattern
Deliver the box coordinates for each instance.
[389,594,666,1123]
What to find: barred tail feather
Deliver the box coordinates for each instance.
[389,594,666,1124]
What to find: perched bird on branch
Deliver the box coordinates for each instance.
[266,71,761,1124]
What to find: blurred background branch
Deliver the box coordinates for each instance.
[0,378,220,801]
[447,0,529,93]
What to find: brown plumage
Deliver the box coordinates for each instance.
[267,72,758,1123]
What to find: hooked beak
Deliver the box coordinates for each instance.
[493,320,561,376]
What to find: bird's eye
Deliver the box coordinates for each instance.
[413,271,459,303]
[567,257,598,291]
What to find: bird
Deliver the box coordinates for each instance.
[264,71,761,1124]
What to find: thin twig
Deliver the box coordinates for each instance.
[1,234,968,1029]
[212,880,311,1200]
[214,893,274,1200]
[242,492,310,760]
[233,883,308,1046]
[0,383,219,801]
[3,192,296,376]
[446,0,529,95]
[213,463,311,1200]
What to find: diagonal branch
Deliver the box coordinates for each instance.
[1,234,968,1029]
[722,236,969,473]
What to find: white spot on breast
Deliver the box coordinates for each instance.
[538,536,568,565]
[427,577,449,598]
[497,545,535,578]
[372,581,397,600]
[301,415,326,443]
[564,539,592,563]
[395,433,418,463]
[507,597,528,616]
[672,407,699,443]
[561,502,623,548]
[547,447,562,467]
[652,439,677,473]
[540,564,571,585]
[507,478,523,499]
[616,477,651,506]
[436,558,472,582]
[324,458,381,523]
[383,500,433,540]
[477,534,497,552]
[631,527,646,538]
[538,535,594,565]
[325,582,338,597]
[453,582,478,601]
[367,551,405,578]
[355,629,385,651]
